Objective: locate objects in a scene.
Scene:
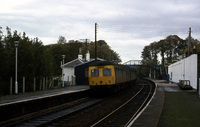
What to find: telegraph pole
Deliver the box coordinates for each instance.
[188,27,191,56]
[95,23,98,60]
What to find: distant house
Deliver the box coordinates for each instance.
[61,51,91,86]
[62,58,84,86]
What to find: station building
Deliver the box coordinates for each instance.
[168,54,200,90]
[61,51,90,85]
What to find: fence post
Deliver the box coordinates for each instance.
[23,77,25,93]
[199,78,200,97]
[68,76,69,86]
[46,77,48,89]
[40,78,42,90]
[149,69,151,78]
[71,76,73,86]
[33,77,36,91]
[43,77,45,90]
[10,77,12,94]
[49,78,53,88]
[52,78,54,88]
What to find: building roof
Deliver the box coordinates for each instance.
[61,57,105,68]
[75,58,105,67]
[62,58,84,68]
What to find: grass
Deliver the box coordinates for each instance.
[158,91,200,127]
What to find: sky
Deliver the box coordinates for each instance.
[0,0,200,63]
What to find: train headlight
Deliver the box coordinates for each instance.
[91,81,94,84]
[108,80,111,83]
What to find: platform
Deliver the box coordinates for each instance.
[0,85,90,124]
[131,80,196,127]
[0,85,89,106]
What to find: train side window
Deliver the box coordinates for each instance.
[91,69,99,77]
[103,68,111,76]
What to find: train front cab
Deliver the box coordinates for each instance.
[89,65,115,88]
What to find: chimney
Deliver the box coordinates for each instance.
[78,54,83,60]
[86,50,90,61]
[78,48,83,60]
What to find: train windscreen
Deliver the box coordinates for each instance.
[103,68,111,76]
[91,69,99,77]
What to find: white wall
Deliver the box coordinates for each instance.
[168,54,197,89]
[63,67,76,85]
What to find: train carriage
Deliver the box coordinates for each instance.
[88,61,137,90]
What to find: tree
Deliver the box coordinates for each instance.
[0,26,2,36]
[57,36,66,44]
[0,27,56,94]
[141,34,200,68]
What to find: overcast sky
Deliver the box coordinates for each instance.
[1,0,200,63]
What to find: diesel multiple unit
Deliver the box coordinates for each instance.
[88,61,137,89]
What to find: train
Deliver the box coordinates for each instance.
[88,61,137,91]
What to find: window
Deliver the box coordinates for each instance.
[91,69,99,77]
[103,68,111,76]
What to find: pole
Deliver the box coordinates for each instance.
[85,39,87,59]
[95,23,98,60]
[188,27,191,56]
[62,55,65,87]
[15,46,18,94]
[14,41,19,94]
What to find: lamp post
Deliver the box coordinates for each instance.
[62,55,65,87]
[14,41,19,94]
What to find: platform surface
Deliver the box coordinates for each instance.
[131,80,196,127]
[0,85,89,106]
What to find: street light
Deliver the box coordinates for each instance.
[62,55,65,87]
[14,41,19,94]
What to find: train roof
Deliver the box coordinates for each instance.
[89,61,115,66]
[89,61,137,71]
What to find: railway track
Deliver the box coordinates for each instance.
[2,79,156,127]
[90,79,155,127]
[2,97,104,127]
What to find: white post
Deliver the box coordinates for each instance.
[23,76,25,93]
[73,76,74,85]
[43,77,45,90]
[199,78,200,96]
[149,69,151,78]
[46,77,48,89]
[33,77,36,91]
[10,77,12,94]
[68,76,69,86]
[52,78,54,87]
[40,78,42,90]
[49,80,52,88]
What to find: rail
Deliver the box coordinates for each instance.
[90,79,156,127]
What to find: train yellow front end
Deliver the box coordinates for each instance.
[89,65,115,86]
